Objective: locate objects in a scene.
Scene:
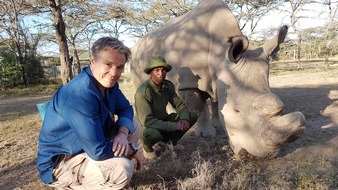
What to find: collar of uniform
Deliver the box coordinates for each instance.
[148,79,168,93]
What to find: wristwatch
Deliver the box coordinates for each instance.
[129,143,138,156]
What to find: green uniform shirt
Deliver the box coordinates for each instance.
[134,79,190,132]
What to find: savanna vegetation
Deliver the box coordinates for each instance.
[1,65,338,189]
[0,0,337,88]
[1,0,338,189]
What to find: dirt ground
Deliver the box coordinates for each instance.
[263,66,338,187]
[0,65,338,189]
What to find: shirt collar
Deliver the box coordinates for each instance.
[148,79,168,93]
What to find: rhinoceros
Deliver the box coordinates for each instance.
[130,0,306,159]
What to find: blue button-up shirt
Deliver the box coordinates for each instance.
[36,66,133,184]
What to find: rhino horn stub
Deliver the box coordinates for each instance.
[252,93,284,117]
[227,35,249,63]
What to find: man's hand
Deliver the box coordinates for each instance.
[128,150,143,171]
[175,119,190,132]
[112,127,129,157]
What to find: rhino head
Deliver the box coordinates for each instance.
[215,26,306,159]
[130,0,306,159]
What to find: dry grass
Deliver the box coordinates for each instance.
[1,67,338,189]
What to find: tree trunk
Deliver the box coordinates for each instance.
[297,36,302,70]
[324,54,329,68]
[15,38,28,86]
[71,47,81,76]
[48,0,72,85]
[74,51,81,75]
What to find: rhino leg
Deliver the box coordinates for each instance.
[179,89,216,137]
[210,101,223,129]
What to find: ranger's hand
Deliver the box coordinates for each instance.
[175,119,190,132]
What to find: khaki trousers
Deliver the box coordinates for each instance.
[48,119,141,190]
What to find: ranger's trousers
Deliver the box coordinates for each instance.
[48,119,141,190]
[141,112,198,152]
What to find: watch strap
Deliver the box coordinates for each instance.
[129,143,138,156]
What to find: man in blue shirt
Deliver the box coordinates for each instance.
[37,37,142,189]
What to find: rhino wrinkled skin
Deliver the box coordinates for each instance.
[130,0,306,159]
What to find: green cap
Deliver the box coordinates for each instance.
[144,56,172,74]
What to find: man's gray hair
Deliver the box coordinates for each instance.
[91,37,131,62]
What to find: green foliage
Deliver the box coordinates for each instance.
[0,46,45,89]
[25,55,45,85]
[127,0,195,37]
[0,49,23,88]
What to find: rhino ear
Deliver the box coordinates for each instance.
[227,35,249,63]
[263,25,288,56]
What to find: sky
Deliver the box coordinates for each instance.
[122,1,336,47]
[26,1,337,56]
[238,1,335,40]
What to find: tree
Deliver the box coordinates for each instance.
[81,25,99,60]
[320,0,338,67]
[286,0,310,69]
[228,0,285,38]
[56,1,134,76]
[278,0,337,68]
[62,0,97,75]
[127,0,195,38]
[0,45,22,88]
[300,27,322,59]
[48,0,72,85]
[94,1,132,39]
[0,0,44,86]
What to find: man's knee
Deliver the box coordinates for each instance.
[128,119,141,144]
[141,128,163,151]
[107,158,134,188]
[83,157,134,189]
[133,119,141,136]
[142,128,162,141]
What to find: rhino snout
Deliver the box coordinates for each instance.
[252,93,284,117]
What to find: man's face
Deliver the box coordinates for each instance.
[90,49,126,92]
[150,67,167,85]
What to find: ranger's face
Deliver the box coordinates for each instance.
[150,67,167,85]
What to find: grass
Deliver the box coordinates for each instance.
[1,70,338,189]
[0,79,62,99]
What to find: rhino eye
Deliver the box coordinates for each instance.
[234,108,240,113]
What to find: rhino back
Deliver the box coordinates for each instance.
[131,0,243,94]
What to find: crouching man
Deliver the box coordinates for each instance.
[134,56,198,160]
[37,37,142,189]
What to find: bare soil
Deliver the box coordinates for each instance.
[0,65,338,189]
[263,66,338,188]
